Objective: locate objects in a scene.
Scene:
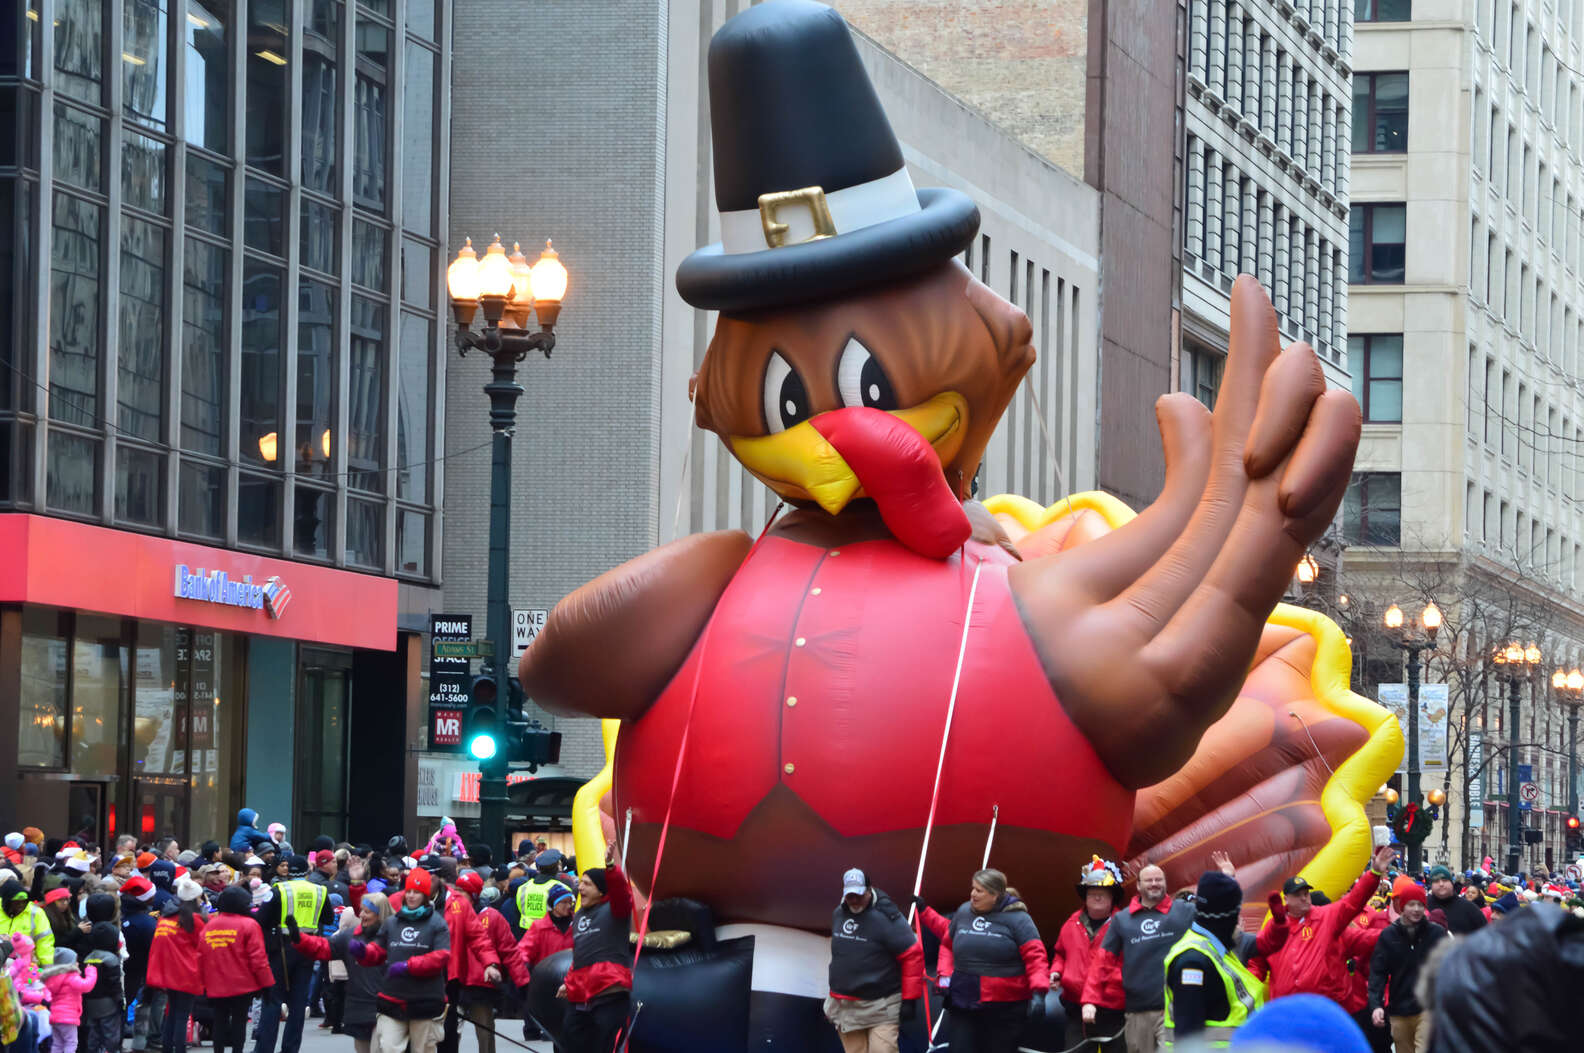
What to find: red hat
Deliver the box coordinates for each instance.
[173,866,188,880]
[1392,879,1426,907]
[404,868,433,898]
[43,888,71,905]
[122,875,156,901]
[313,850,335,867]
[454,871,484,897]
[136,852,157,869]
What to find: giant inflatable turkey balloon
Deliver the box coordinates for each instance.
[520,2,1399,1049]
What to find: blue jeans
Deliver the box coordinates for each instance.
[252,956,314,1053]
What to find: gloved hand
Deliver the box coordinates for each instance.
[899,999,917,1023]
[284,915,300,942]
[912,894,929,912]
[387,961,409,979]
[1267,891,1287,925]
[347,939,366,961]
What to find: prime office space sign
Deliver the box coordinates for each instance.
[173,564,293,620]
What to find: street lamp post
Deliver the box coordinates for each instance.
[1557,668,1584,821]
[447,235,569,858]
[1383,602,1441,872]
[1493,640,1541,874]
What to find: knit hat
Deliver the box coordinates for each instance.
[89,922,120,954]
[3,833,21,851]
[1393,882,1426,908]
[217,885,252,915]
[175,876,204,903]
[310,835,335,853]
[43,888,71,905]
[286,854,310,877]
[478,886,501,907]
[268,823,287,839]
[583,868,608,895]
[21,828,43,847]
[547,883,575,909]
[404,867,433,898]
[176,850,200,867]
[1491,890,1521,914]
[136,852,157,869]
[121,875,155,901]
[1229,992,1369,1052]
[454,871,484,897]
[1426,865,1454,884]
[1192,871,1243,921]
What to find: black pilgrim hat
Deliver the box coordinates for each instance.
[675,0,979,314]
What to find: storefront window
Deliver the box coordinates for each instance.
[18,609,67,768]
[71,615,122,778]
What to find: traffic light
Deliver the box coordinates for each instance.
[1568,815,1582,854]
[466,674,563,769]
[465,676,502,761]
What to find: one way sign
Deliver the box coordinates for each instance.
[513,609,548,660]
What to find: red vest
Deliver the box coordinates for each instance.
[613,535,1133,851]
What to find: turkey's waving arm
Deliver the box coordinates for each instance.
[1008,276,1361,788]
[519,529,752,721]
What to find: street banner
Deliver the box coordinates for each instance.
[1468,731,1483,829]
[1378,683,1449,773]
[428,614,472,754]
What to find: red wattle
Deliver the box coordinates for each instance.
[810,407,971,559]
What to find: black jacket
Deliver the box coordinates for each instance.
[1428,903,1584,1053]
[1368,917,1448,1016]
[1426,891,1486,935]
[82,946,124,1018]
[827,889,919,1001]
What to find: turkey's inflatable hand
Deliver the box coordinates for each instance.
[1011,276,1361,788]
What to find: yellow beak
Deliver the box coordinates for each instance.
[729,392,968,515]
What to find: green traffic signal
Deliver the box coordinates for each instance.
[468,730,498,760]
[465,676,502,760]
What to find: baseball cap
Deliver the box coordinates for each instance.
[1282,876,1313,896]
[841,868,868,897]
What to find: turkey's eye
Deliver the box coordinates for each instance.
[836,337,898,411]
[762,351,812,434]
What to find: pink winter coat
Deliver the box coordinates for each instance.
[41,960,98,1026]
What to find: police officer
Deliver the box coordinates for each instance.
[1162,872,1266,1049]
[510,849,574,938]
[255,854,334,1053]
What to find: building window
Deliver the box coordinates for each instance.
[1349,204,1406,284]
[1352,73,1408,153]
[1344,472,1402,546]
[1184,343,1224,408]
[1349,335,1403,422]
[1355,0,1410,21]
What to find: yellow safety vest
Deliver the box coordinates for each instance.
[0,903,53,966]
[515,875,566,923]
[276,879,327,932]
[1162,926,1267,1049]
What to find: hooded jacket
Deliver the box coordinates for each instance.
[921,896,1050,1006]
[0,880,54,967]
[230,808,273,854]
[119,895,159,992]
[198,886,273,998]
[1426,889,1487,935]
[41,949,99,1025]
[827,888,924,1002]
[1368,916,1448,1017]
[83,924,124,1018]
[147,911,207,995]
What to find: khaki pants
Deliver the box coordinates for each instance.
[1390,1012,1429,1053]
[823,995,900,1053]
[1125,1009,1165,1053]
[371,1012,447,1053]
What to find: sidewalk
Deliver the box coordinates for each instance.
[261,1016,558,1053]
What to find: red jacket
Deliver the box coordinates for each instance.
[444,893,501,986]
[1257,867,1380,1002]
[1047,908,1110,1005]
[1338,908,1388,1014]
[479,906,531,988]
[199,913,275,998]
[517,913,575,968]
[147,915,206,995]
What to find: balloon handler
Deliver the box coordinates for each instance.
[519,3,1398,1049]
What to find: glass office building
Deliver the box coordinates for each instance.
[0,0,448,844]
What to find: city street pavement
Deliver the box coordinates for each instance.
[287,1017,558,1053]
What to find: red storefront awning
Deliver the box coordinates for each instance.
[0,513,398,650]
